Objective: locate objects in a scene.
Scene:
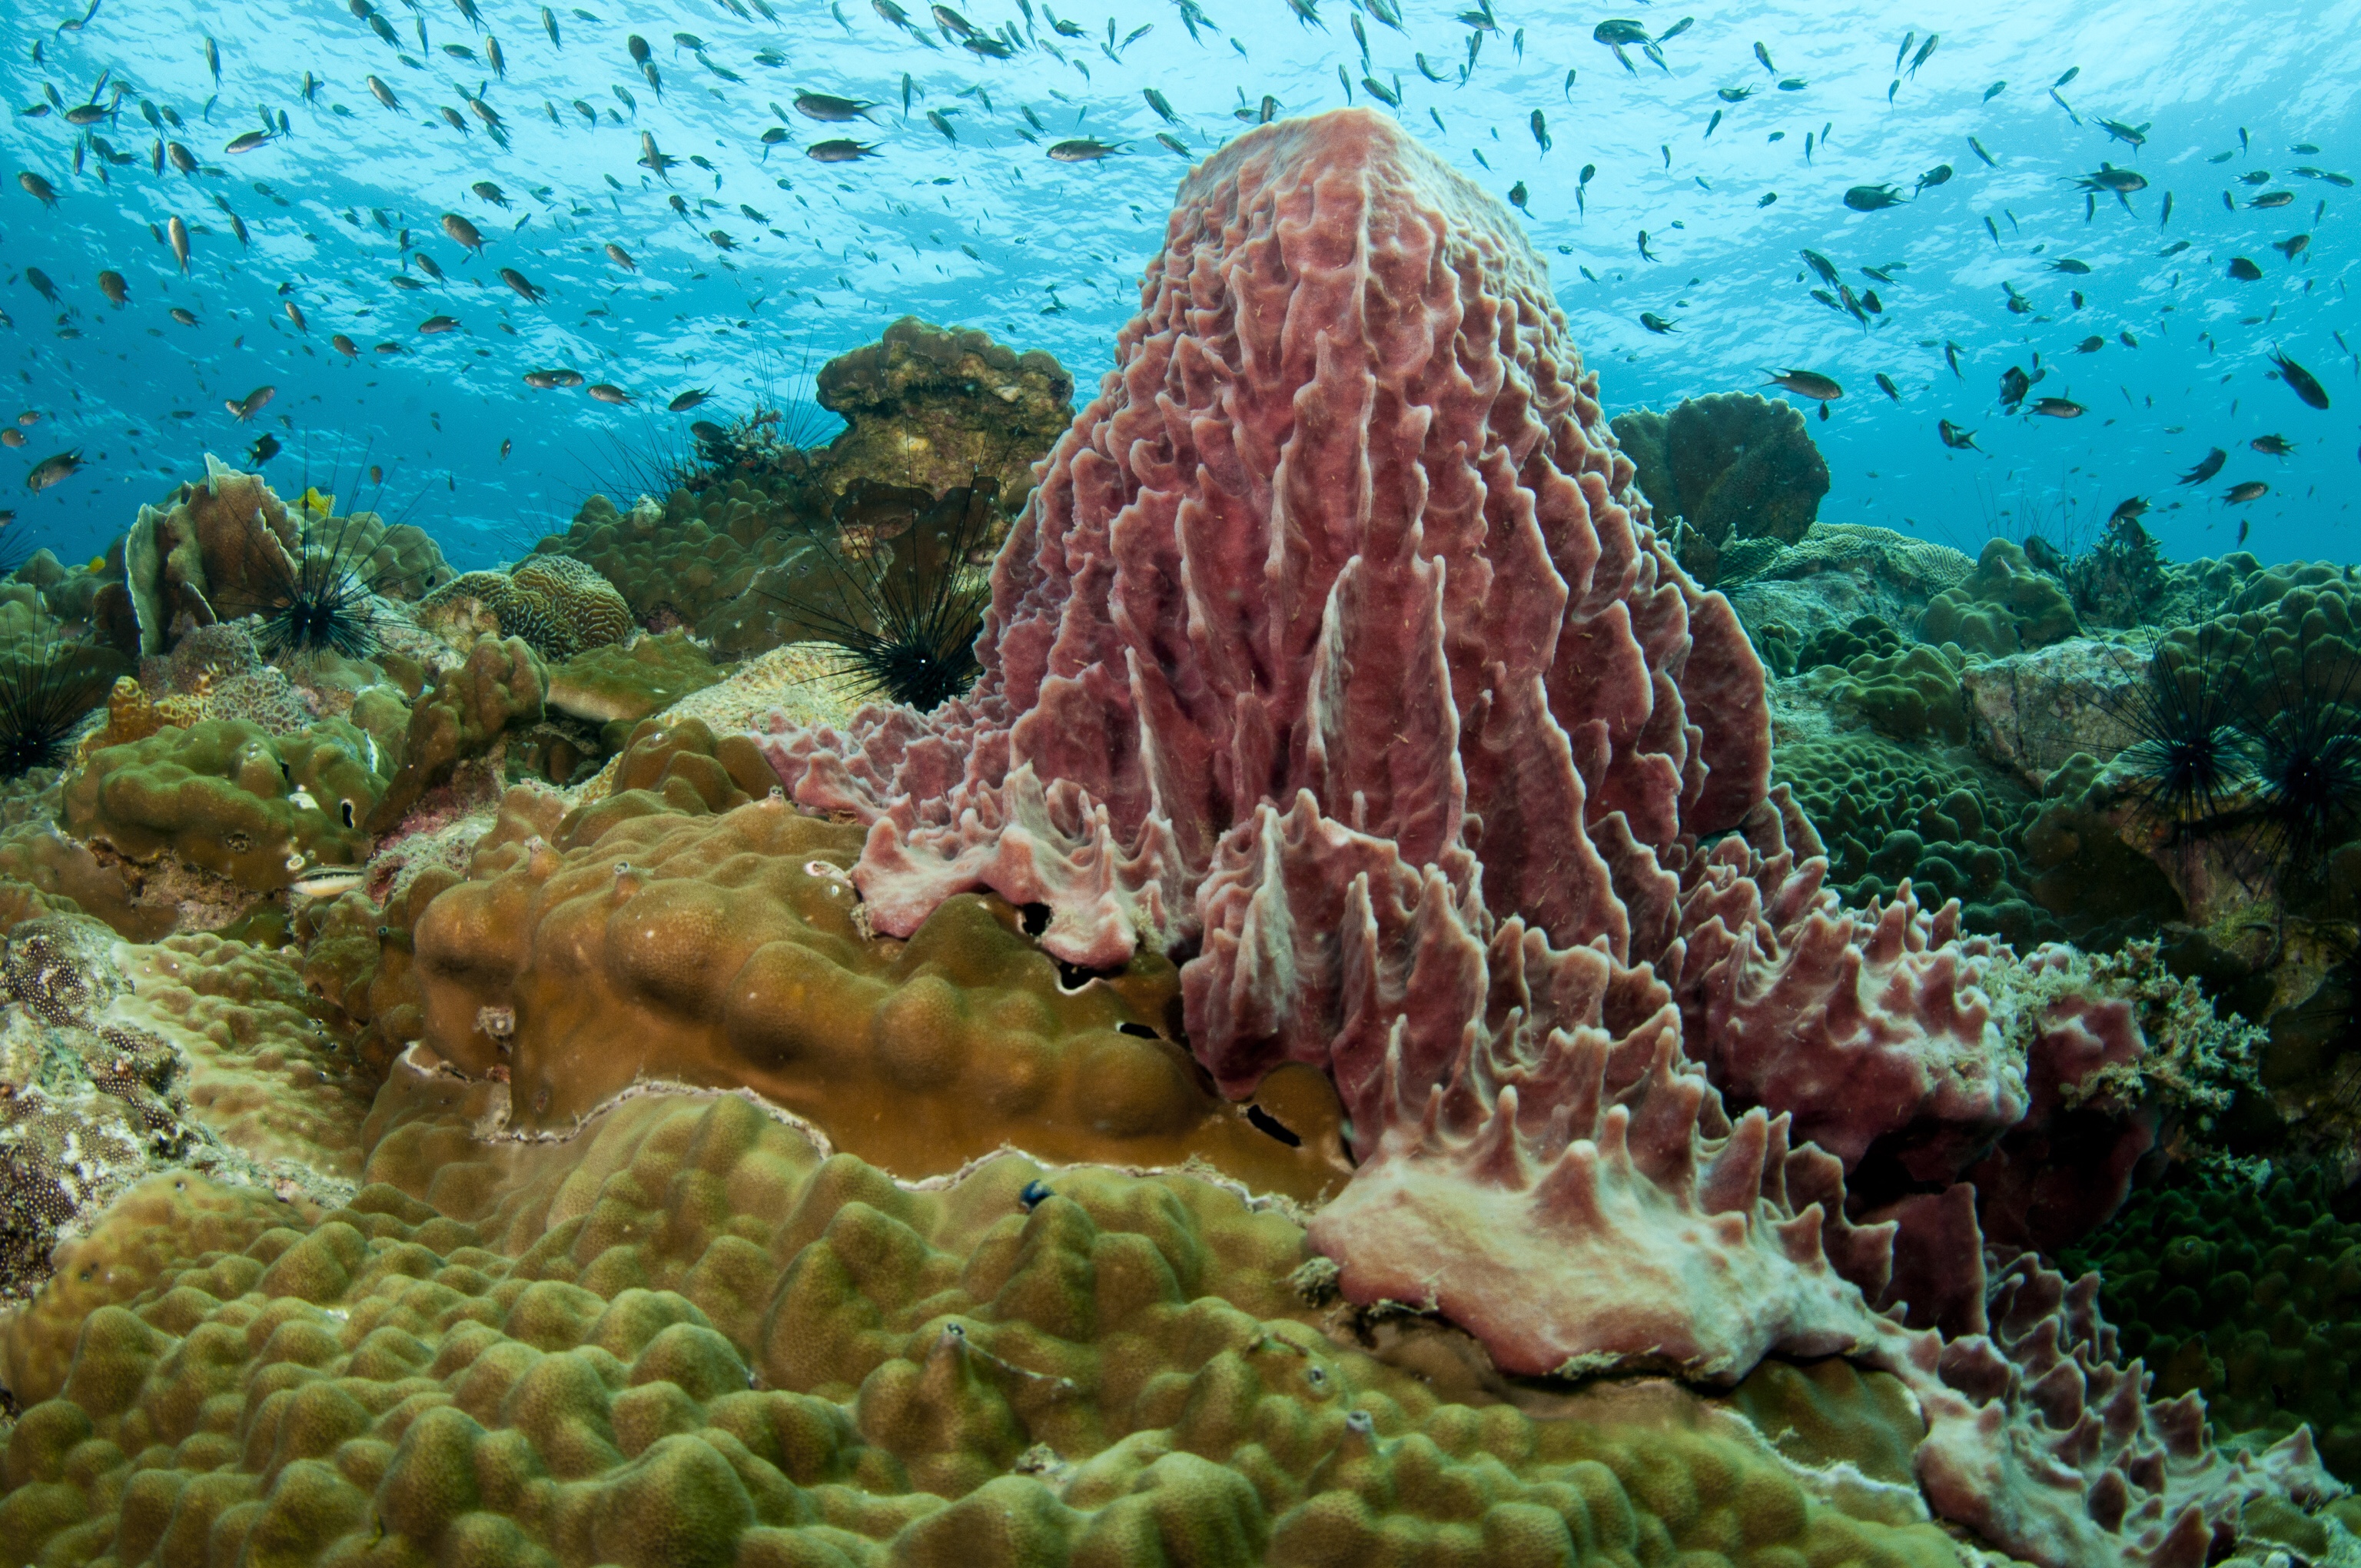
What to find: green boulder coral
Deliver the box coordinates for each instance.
[2063,1168,2361,1483]
[1921,538,2081,656]
[61,716,390,892]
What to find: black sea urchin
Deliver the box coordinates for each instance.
[0,636,123,780]
[2242,648,2361,893]
[2109,626,2252,836]
[766,475,999,712]
[227,512,407,662]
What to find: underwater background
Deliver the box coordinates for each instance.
[2,0,2354,568]
[5,2,2361,1566]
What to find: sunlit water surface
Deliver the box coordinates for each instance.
[2,0,2356,570]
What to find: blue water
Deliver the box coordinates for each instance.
[2,0,2355,573]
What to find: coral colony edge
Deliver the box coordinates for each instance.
[3,106,2361,1568]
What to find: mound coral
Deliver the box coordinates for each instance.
[814,316,1077,510]
[1,1076,1980,1568]
[546,630,723,729]
[1611,391,1831,550]
[62,716,390,893]
[1921,538,2082,657]
[366,633,546,832]
[408,793,1350,1201]
[2066,1167,2361,1481]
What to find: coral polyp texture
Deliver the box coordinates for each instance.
[1,1079,1984,1568]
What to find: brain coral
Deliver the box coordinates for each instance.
[417,556,634,660]
[0,1071,1977,1568]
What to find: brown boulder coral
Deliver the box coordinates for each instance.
[0,1073,1977,1568]
[814,316,1075,513]
[61,716,390,895]
[407,794,1350,1202]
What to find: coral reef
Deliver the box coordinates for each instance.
[366,634,546,833]
[0,915,368,1314]
[106,455,304,656]
[1611,391,1831,553]
[4,105,2355,1568]
[546,630,723,729]
[2065,1167,2361,1481]
[0,1080,1978,1568]
[814,315,1077,510]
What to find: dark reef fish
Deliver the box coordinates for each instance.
[2177,447,2227,485]
[2072,162,2147,209]
[806,138,881,162]
[1048,138,1124,161]
[2269,347,2329,409]
[2223,480,2267,503]
[25,450,82,491]
[1938,420,1979,450]
[1844,184,1907,211]
[794,91,878,121]
[1765,368,1841,401]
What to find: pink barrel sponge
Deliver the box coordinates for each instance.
[762,108,1768,985]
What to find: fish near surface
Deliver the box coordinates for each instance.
[1844,184,1905,211]
[1765,368,1841,400]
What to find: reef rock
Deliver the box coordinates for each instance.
[815,315,1075,511]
